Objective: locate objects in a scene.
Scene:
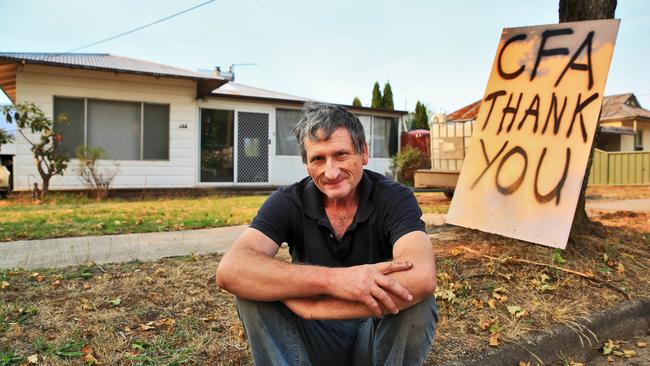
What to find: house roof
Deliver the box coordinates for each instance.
[210,82,408,116]
[211,82,311,103]
[0,52,226,82]
[600,125,637,135]
[600,93,650,121]
[447,99,481,122]
[446,93,650,123]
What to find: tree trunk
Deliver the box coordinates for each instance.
[560,0,616,238]
[41,176,50,200]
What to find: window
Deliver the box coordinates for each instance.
[53,97,170,160]
[200,109,234,182]
[276,109,301,156]
[635,131,643,151]
[372,117,398,158]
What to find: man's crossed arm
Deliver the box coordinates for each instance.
[215,228,437,320]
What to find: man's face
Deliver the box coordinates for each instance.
[304,127,368,201]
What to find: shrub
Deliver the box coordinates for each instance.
[391,147,430,186]
[75,145,119,200]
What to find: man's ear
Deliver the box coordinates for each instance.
[362,143,369,165]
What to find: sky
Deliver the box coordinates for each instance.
[1,0,649,132]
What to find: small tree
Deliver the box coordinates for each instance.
[411,101,429,130]
[382,82,394,111]
[2,102,70,198]
[352,97,362,107]
[0,128,12,149]
[371,82,383,109]
[391,147,429,186]
[76,145,119,200]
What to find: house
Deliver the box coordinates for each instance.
[0,53,406,191]
[445,93,649,152]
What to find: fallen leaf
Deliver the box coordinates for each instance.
[140,322,156,331]
[81,345,100,364]
[154,268,167,277]
[606,355,614,362]
[450,247,464,256]
[109,298,122,306]
[489,332,499,347]
[30,272,46,282]
[478,318,493,330]
[27,354,38,364]
[0,281,9,289]
[617,263,625,273]
[53,279,63,288]
[622,349,636,357]
[518,362,530,366]
[83,283,92,290]
[183,307,193,315]
[144,276,155,284]
[488,299,497,309]
[637,342,647,348]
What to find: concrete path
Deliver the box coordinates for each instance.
[0,214,449,270]
[587,198,650,212]
[0,225,247,270]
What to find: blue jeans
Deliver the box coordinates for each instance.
[236,296,438,366]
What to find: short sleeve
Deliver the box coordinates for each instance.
[250,190,294,246]
[384,187,426,246]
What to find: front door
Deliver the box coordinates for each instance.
[236,111,269,183]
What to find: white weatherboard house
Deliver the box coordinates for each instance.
[0,53,406,191]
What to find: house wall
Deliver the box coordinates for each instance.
[638,121,650,151]
[200,98,401,186]
[13,64,198,190]
[621,135,635,151]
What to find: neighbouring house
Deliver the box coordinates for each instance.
[0,53,406,191]
[445,93,649,152]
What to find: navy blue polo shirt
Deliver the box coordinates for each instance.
[250,169,425,267]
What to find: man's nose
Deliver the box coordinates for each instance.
[324,159,341,180]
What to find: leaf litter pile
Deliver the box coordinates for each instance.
[0,187,648,365]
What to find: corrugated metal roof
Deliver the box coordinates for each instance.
[448,93,650,123]
[211,82,310,102]
[447,100,481,122]
[210,82,408,115]
[0,52,224,81]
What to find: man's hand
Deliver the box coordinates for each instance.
[329,261,414,317]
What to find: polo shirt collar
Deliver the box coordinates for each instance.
[303,169,375,224]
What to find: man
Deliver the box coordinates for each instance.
[216,102,438,365]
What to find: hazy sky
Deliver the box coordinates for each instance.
[1,0,649,132]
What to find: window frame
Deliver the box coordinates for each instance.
[275,107,303,157]
[53,96,171,161]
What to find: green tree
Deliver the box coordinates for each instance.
[352,97,362,107]
[371,82,382,109]
[0,128,12,149]
[382,82,394,111]
[2,102,70,198]
[412,101,429,130]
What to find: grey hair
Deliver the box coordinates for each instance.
[293,102,366,163]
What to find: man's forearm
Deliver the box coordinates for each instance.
[217,246,334,301]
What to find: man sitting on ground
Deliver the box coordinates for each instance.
[216,102,438,365]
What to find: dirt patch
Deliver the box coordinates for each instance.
[1,207,648,365]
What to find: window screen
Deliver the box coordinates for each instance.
[87,100,141,160]
[276,109,301,156]
[372,117,398,158]
[53,97,85,158]
[143,103,170,160]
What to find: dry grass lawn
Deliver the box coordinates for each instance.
[1,187,649,365]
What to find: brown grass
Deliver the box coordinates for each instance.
[0,186,648,365]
